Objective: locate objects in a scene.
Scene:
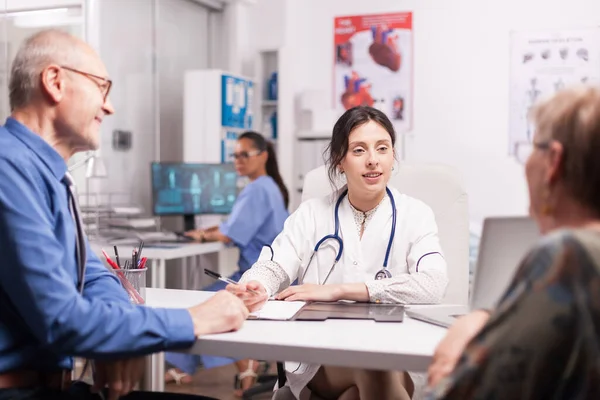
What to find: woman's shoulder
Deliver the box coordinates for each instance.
[296,193,334,213]
[516,227,600,281]
[536,227,600,260]
[387,186,435,216]
[289,188,341,220]
[241,176,276,196]
[533,227,600,249]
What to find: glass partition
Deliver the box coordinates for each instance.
[0,5,83,121]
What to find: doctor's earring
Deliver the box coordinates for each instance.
[540,186,554,216]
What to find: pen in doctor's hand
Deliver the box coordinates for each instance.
[203,269,260,295]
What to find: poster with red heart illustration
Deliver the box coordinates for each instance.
[334,12,413,135]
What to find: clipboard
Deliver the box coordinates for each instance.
[293,301,405,322]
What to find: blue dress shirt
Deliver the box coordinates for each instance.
[0,118,195,373]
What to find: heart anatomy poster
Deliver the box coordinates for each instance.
[334,12,413,135]
[509,27,600,155]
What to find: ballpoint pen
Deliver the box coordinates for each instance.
[204,268,260,295]
[137,241,144,265]
[113,245,121,268]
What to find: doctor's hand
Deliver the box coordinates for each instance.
[226,281,269,312]
[91,357,144,400]
[187,291,249,337]
[276,283,341,302]
[427,309,491,388]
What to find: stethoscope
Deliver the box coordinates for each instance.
[299,186,397,284]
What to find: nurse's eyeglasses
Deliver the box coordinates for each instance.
[231,149,264,160]
[61,66,112,102]
[514,140,551,164]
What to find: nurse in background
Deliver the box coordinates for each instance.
[165,131,289,396]
[230,106,449,400]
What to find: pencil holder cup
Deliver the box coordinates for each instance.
[118,268,147,304]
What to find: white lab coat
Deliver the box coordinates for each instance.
[240,186,448,399]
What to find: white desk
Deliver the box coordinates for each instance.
[145,288,448,392]
[91,242,223,288]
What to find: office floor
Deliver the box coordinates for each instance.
[165,363,275,400]
[75,359,274,399]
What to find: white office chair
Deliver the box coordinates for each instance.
[301,163,470,305]
[271,163,469,400]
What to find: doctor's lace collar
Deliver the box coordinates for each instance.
[348,193,387,238]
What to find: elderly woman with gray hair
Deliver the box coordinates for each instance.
[426,85,600,399]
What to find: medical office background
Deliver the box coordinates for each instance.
[0,0,598,287]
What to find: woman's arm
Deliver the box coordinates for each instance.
[429,232,592,400]
[364,202,448,304]
[185,226,231,244]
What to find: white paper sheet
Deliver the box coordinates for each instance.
[250,300,306,321]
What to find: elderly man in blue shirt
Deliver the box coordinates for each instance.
[0,29,259,400]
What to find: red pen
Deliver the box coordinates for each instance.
[101,249,119,269]
[138,257,148,269]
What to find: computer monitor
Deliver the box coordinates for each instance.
[150,162,239,230]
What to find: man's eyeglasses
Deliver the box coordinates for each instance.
[231,150,263,160]
[514,140,551,164]
[61,66,112,102]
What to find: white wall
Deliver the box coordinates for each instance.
[270,0,600,223]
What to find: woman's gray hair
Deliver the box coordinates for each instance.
[9,29,79,111]
[530,85,600,215]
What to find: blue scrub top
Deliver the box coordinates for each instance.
[219,175,289,274]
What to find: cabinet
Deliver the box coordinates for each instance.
[183,69,255,163]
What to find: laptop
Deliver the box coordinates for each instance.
[406,216,539,328]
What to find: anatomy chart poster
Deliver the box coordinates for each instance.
[334,12,413,134]
[509,27,600,154]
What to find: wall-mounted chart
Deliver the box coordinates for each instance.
[509,27,600,155]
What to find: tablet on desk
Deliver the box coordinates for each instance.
[294,302,404,323]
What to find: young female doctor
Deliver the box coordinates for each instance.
[229,106,449,400]
[165,131,290,396]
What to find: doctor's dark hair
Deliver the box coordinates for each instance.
[324,106,396,187]
[239,131,289,208]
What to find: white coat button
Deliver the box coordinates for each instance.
[353,261,358,265]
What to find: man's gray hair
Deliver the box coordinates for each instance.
[9,29,80,111]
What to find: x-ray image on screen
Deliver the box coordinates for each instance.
[151,162,239,215]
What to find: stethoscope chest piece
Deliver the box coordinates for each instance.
[300,187,397,285]
[375,268,392,280]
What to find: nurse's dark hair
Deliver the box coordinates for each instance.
[324,106,396,187]
[239,131,289,208]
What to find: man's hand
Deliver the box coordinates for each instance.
[92,358,144,400]
[226,281,269,312]
[187,290,249,337]
[427,309,491,387]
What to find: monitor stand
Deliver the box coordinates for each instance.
[183,214,196,231]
